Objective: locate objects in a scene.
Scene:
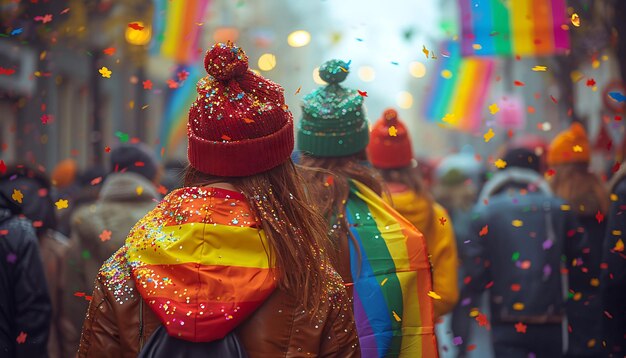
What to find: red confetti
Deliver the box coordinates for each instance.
[514,80,525,86]
[157,184,168,195]
[142,80,152,90]
[73,292,86,297]
[439,217,447,226]
[221,135,231,141]
[90,177,102,185]
[166,79,179,89]
[41,114,51,124]
[177,70,189,82]
[16,332,27,344]
[0,67,16,76]
[85,295,93,301]
[476,313,489,327]
[595,211,604,223]
[99,230,112,242]
[515,322,527,333]
[511,283,521,292]
[616,116,622,121]
[550,95,558,104]
[612,161,621,173]
[0,160,6,175]
[34,14,53,24]
[467,344,477,352]
[485,281,494,289]
[104,146,111,153]
[479,225,489,237]
[103,47,116,56]
[60,8,70,15]
[586,78,596,87]
[546,168,556,176]
[357,90,368,97]
[128,22,144,31]
[135,161,145,167]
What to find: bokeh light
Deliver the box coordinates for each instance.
[397,91,413,109]
[258,53,277,71]
[358,66,376,82]
[409,61,426,78]
[287,30,311,47]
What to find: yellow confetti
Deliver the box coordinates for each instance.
[422,45,429,59]
[392,311,402,322]
[55,199,68,210]
[129,100,134,109]
[512,220,523,227]
[592,59,600,69]
[494,159,507,169]
[12,189,23,203]
[570,70,584,83]
[573,145,583,153]
[532,65,547,72]
[483,128,495,142]
[388,126,398,137]
[571,13,580,27]
[428,291,441,300]
[136,186,144,196]
[610,193,618,201]
[441,70,453,79]
[590,278,600,287]
[99,66,112,78]
[615,239,624,252]
[513,302,525,311]
[573,292,582,301]
[561,204,571,211]
[587,339,596,348]
[381,278,388,286]
[488,103,500,115]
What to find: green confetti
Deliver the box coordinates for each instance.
[81,250,91,260]
[115,131,129,143]
[512,252,520,261]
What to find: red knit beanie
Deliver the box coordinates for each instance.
[187,42,294,177]
[367,108,413,169]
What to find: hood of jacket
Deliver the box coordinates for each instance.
[387,183,431,232]
[120,186,277,343]
[99,172,160,202]
[0,175,56,234]
[479,167,552,202]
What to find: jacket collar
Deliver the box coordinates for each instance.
[479,168,552,202]
[99,172,160,202]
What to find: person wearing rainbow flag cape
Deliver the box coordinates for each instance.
[78,43,359,357]
[298,59,438,358]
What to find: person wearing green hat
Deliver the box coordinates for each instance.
[298,59,438,357]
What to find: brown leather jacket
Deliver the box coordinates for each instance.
[78,270,359,357]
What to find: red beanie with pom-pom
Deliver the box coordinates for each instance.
[187,42,294,177]
[367,108,413,169]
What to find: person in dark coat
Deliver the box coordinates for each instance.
[0,172,52,357]
[464,148,587,358]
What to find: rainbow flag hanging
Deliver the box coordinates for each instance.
[151,0,211,64]
[422,41,495,133]
[346,180,438,358]
[116,187,277,342]
[459,0,570,57]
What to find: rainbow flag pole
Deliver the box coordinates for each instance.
[459,0,569,57]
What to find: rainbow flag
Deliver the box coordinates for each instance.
[422,41,495,133]
[151,0,211,64]
[459,0,570,57]
[120,187,276,342]
[346,180,437,357]
[159,64,204,153]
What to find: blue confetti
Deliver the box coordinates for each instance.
[608,92,626,103]
[10,28,23,36]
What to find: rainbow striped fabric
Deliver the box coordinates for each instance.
[459,0,570,57]
[125,187,276,342]
[422,41,495,133]
[346,181,437,357]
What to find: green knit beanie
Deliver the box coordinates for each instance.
[297,59,369,157]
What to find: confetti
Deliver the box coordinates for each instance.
[177,70,190,82]
[476,313,489,327]
[512,220,523,227]
[422,45,429,59]
[103,47,116,56]
[34,14,53,24]
[388,126,398,137]
[243,118,255,124]
[488,103,499,115]
[483,128,495,142]
[0,67,16,76]
[595,211,604,223]
[511,284,521,292]
[221,135,231,141]
[128,22,144,31]
[513,302,525,310]
[0,160,6,175]
[99,67,112,78]
[392,311,402,322]
[10,28,23,36]
[142,80,153,90]
[479,225,489,236]
[41,114,51,124]
[612,162,621,173]
[573,145,583,153]
[515,322,527,333]
[99,230,112,242]
[608,92,626,103]
[614,239,624,252]
[532,66,547,72]
[12,189,23,203]
[295,86,301,95]
[452,336,463,346]
[16,332,27,344]
[514,80,525,86]
[428,291,441,300]
[166,79,178,89]
[438,217,447,226]
[55,199,69,210]
[115,131,129,143]
[494,159,507,169]
[571,13,580,27]
[357,90,368,97]
[381,278,388,286]
[136,186,144,196]
[586,78,596,87]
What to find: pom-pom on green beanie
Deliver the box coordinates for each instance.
[297,59,369,157]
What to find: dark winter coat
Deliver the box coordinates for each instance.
[602,166,626,356]
[0,206,51,357]
[465,168,586,324]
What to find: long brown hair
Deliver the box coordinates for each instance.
[378,165,435,238]
[298,151,383,242]
[184,160,331,313]
[549,163,609,217]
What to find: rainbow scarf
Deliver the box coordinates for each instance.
[124,187,276,342]
[346,181,437,357]
[422,41,494,133]
[459,0,569,57]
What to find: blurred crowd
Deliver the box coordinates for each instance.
[1,44,625,358]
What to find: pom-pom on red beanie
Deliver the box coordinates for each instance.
[187,42,294,177]
[367,108,413,169]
